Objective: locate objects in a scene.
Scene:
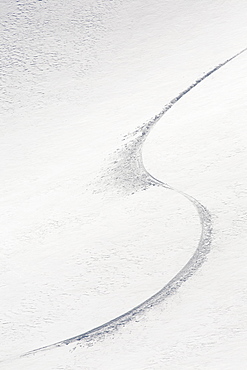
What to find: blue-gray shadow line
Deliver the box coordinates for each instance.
[21,47,246,357]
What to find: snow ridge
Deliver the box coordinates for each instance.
[21,47,247,357]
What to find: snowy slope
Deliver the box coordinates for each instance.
[1,0,247,369]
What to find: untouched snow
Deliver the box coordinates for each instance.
[1,0,247,369]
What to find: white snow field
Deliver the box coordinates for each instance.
[1,0,247,369]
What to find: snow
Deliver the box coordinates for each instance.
[1,0,247,369]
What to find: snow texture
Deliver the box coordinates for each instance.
[1,0,247,369]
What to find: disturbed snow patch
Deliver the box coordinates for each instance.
[94,125,157,196]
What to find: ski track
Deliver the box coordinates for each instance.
[6,47,247,361]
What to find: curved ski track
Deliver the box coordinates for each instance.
[21,47,247,358]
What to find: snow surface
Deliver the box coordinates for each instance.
[1,0,247,369]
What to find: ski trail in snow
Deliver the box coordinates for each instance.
[16,47,246,358]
